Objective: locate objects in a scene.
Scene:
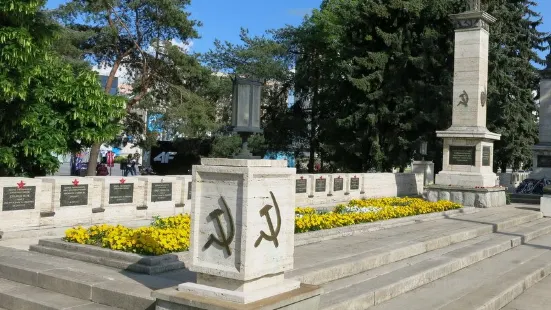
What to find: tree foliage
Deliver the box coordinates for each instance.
[0,0,125,176]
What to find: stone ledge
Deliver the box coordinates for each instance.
[294,207,477,246]
[137,205,148,210]
[91,207,105,213]
[425,186,507,208]
[153,283,321,310]
[175,203,185,208]
[40,211,55,218]
[426,185,506,192]
[30,238,188,274]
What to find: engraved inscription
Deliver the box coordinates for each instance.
[538,155,551,168]
[315,178,326,192]
[2,186,36,211]
[187,181,192,200]
[151,183,172,202]
[334,178,344,192]
[457,90,469,107]
[449,146,476,166]
[481,88,487,107]
[254,192,281,248]
[295,179,307,194]
[482,146,491,166]
[109,183,134,204]
[350,177,360,190]
[204,196,235,256]
[60,185,88,207]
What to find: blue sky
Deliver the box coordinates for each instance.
[46,0,550,59]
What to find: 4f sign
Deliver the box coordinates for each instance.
[153,152,176,164]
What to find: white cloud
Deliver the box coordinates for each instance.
[171,39,193,52]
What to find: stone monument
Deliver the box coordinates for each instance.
[426,0,507,207]
[531,80,551,179]
[153,78,321,309]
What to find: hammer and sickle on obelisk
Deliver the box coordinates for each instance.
[204,196,235,256]
[457,90,469,107]
[254,191,282,248]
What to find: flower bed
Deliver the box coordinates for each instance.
[64,197,461,255]
[294,197,462,233]
[64,214,191,256]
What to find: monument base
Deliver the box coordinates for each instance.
[152,283,322,310]
[435,171,498,188]
[531,144,551,179]
[425,185,506,208]
[178,273,300,304]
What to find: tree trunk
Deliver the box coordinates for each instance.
[308,69,319,173]
[86,57,124,176]
[87,143,101,176]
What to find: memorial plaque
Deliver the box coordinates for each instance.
[2,186,36,211]
[538,155,551,168]
[151,183,172,202]
[187,181,192,200]
[60,185,88,207]
[449,146,476,166]
[334,178,344,192]
[109,183,134,204]
[350,177,360,190]
[295,179,307,194]
[482,146,491,167]
[315,178,326,192]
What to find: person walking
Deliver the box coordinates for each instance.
[127,154,136,176]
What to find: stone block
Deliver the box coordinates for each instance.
[139,176,180,218]
[439,191,451,201]
[182,159,298,304]
[450,191,464,203]
[541,196,551,217]
[175,175,192,214]
[294,175,311,206]
[0,177,43,231]
[39,177,95,227]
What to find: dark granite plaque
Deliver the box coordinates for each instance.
[2,186,36,211]
[109,183,134,204]
[449,146,476,166]
[482,146,491,167]
[315,178,326,192]
[334,178,344,192]
[538,155,551,168]
[151,183,172,202]
[350,177,360,190]
[296,179,307,194]
[60,185,88,207]
[187,181,192,200]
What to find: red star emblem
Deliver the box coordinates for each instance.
[300,176,304,179]
[120,178,126,184]
[72,179,80,186]
[319,176,324,179]
[354,175,357,178]
[17,180,25,189]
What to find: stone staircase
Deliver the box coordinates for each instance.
[0,206,549,309]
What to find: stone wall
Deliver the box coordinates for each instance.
[0,172,423,232]
[497,172,530,192]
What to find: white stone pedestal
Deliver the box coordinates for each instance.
[154,158,320,309]
[541,195,551,217]
[412,161,434,186]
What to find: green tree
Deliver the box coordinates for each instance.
[486,0,548,171]
[55,0,200,175]
[0,0,125,176]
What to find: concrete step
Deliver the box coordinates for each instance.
[0,277,122,310]
[290,208,542,285]
[0,246,184,310]
[319,217,551,310]
[510,194,541,205]
[29,243,185,274]
[368,231,551,310]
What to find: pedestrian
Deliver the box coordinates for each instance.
[127,154,136,176]
[121,156,128,176]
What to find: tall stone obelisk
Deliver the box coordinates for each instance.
[427,0,506,207]
[532,80,551,178]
